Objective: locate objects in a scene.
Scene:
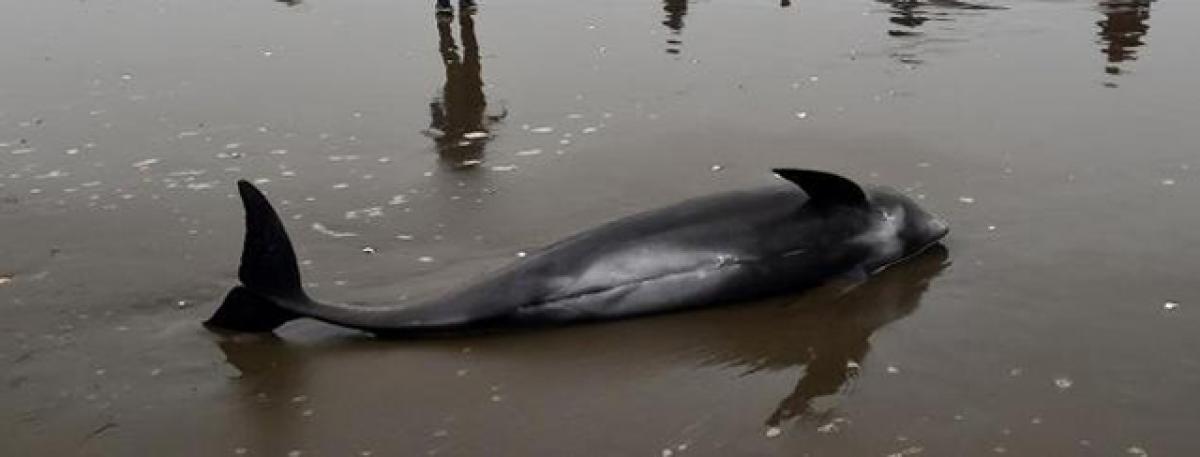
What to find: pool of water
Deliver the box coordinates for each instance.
[2,0,1198,455]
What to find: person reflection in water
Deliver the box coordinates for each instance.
[660,0,793,53]
[662,0,688,54]
[876,0,1005,64]
[427,8,505,165]
[436,0,476,14]
[1097,0,1153,76]
[880,0,1005,34]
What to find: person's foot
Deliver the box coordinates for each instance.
[435,0,454,13]
[459,0,477,12]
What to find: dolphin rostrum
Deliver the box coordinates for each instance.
[204,168,949,335]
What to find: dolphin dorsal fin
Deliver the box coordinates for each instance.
[772,168,868,209]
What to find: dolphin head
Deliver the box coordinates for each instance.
[772,168,950,270]
[864,186,950,259]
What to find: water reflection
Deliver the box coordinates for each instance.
[662,0,689,54]
[217,335,329,457]
[876,0,1005,64]
[1097,0,1154,76]
[215,247,948,434]
[692,245,949,425]
[427,12,506,165]
[659,0,794,54]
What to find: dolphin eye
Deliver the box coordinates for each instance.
[882,206,906,225]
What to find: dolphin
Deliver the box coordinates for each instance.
[204,168,949,335]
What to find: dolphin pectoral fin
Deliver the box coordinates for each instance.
[839,266,869,283]
[824,267,869,296]
[771,169,868,209]
[205,286,301,333]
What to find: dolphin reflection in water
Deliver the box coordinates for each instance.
[215,245,949,429]
[692,244,949,425]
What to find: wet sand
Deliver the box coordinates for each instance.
[3,0,1199,455]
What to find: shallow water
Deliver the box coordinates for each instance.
[2,0,1198,455]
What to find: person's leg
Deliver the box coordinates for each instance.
[459,0,477,12]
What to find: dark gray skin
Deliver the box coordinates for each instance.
[205,169,949,335]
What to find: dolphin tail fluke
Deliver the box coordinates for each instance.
[205,286,301,332]
[204,180,308,333]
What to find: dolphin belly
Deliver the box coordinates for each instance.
[508,240,850,323]
[514,260,751,322]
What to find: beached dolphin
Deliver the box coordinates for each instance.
[204,169,949,335]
